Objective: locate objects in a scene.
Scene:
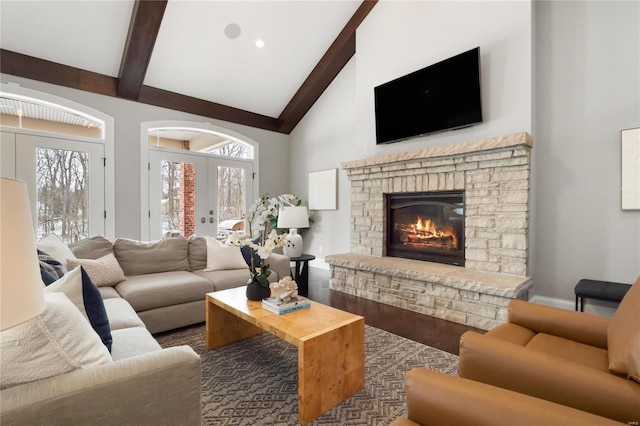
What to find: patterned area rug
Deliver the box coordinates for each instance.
[156,324,458,425]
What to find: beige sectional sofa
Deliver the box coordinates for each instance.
[0,235,290,425]
[69,235,291,333]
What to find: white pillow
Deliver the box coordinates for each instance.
[204,236,247,271]
[36,234,77,267]
[0,292,112,390]
[66,253,126,286]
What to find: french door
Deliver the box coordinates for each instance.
[148,149,253,239]
[2,133,106,242]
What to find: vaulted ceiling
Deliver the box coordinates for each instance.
[0,0,377,134]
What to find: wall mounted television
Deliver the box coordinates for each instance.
[374,47,482,145]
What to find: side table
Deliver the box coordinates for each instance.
[289,254,315,296]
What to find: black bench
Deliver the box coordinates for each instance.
[574,279,631,312]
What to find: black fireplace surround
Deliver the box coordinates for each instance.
[386,191,465,266]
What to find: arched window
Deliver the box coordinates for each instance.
[0,83,115,242]
[141,121,259,240]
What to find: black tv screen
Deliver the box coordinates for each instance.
[374,47,482,144]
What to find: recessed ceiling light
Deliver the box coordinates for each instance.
[255,39,265,48]
[224,23,241,40]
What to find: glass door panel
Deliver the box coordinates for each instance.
[15,134,105,243]
[216,164,247,237]
[148,150,253,240]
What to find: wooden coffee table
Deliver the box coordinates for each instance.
[206,287,365,425]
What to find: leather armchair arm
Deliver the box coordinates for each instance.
[459,331,640,424]
[391,368,622,425]
[508,299,609,348]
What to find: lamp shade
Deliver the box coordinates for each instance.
[277,206,309,229]
[0,177,45,330]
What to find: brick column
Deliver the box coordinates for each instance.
[180,162,196,237]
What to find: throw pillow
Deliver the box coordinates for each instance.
[68,235,114,259]
[66,253,126,287]
[204,236,248,271]
[45,266,113,352]
[38,249,68,283]
[113,237,190,276]
[608,277,640,383]
[36,234,77,267]
[0,292,112,390]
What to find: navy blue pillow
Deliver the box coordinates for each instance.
[241,237,262,268]
[79,267,113,352]
[40,268,58,285]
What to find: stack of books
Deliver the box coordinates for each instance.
[262,296,310,314]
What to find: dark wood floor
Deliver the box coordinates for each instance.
[306,268,483,355]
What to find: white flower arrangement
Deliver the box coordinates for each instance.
[238,194,300,288]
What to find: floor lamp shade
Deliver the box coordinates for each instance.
[0,177,46,330]
[277,206,309,258]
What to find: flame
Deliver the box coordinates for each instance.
[410,216,458,248]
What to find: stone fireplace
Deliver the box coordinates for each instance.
[325,132,534,330]
[386,190,465,266]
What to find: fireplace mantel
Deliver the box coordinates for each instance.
[327,132,533,330]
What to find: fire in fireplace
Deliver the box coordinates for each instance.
[386,191,465,266]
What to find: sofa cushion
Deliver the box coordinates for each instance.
[608,278,640,382]
[193,268,279,292]
[68,235,114,259]
[187,236,207,271]
[526,333,609,372]
[0,292,112,390]
[36,234,76,267]
[45,266,113,352]
[98,286,121,300]
[204,236,247,271]
[115,271,214,312]
[103,298,146,330]
[114,237,190,276]
[109,327,162,361]
[66,253,126,287]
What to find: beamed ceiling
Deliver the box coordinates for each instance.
[0,0,377,134]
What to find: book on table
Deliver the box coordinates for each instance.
[262,296,310,314]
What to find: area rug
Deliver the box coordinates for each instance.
[156,324,458,425]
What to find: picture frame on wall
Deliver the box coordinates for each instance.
[308,169,337,210]
[621,127,640,210]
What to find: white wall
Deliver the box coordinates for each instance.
[533,0,640,300]
[292,0,640,302]
[0,74,290,240]
[290,59,357,268]
[290,1,533,269]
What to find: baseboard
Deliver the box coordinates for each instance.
[529,295,617,318]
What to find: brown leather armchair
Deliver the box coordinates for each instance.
[458,277,640,424]
[392,277,639,425]
[390,368,622,425]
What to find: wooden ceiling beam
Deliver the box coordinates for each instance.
[0,0,377,135]
[0,49,117,97]
[138,85,282,132]
[117,0,168,100]
[277,0,378,134]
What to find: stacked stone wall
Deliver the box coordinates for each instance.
[328,132,534,330]
[344,133,532,276]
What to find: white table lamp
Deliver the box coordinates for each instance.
[277,206,309,258]
[1,177,46,331]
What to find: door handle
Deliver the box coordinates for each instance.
[209,217,215,224]
[200,217,206,224]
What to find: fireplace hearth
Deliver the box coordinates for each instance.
[325,132,533,330]
[386,191,465,266]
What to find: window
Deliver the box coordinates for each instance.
[0,83,115,241]
[141,121,259,240]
